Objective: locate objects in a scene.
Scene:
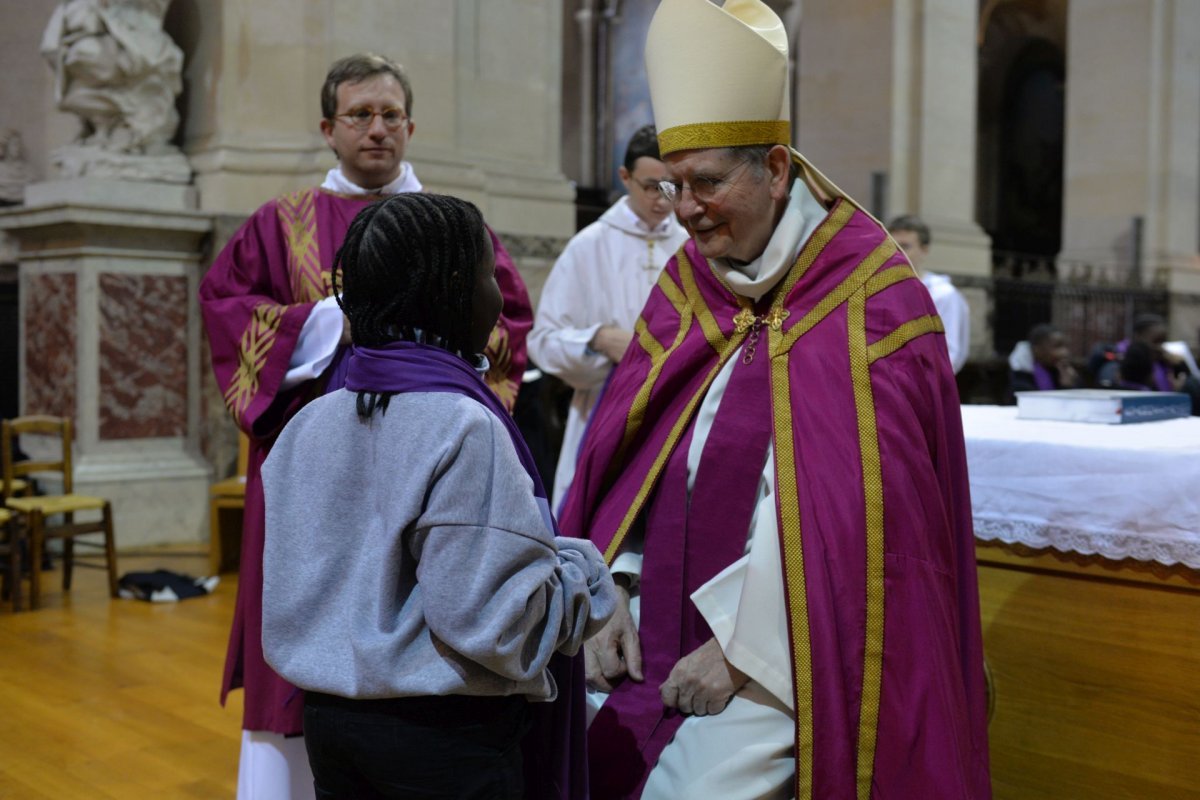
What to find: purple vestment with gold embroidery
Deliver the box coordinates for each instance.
[561,201,991,799]
[200,187,532,734]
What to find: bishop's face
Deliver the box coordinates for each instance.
[664,146,789,264]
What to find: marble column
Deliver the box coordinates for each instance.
[1061,0,1200,340]
[798,0,992,359]
[0,180,213,547]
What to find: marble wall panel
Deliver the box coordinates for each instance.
[24,272,76,420]
[99,273,187,439]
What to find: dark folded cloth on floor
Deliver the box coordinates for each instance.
[118,569,220,602]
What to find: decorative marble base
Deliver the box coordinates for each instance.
[0,179,214,548]
[50,145,192,185]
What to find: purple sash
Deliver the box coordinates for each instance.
[345,340,587,800]
[587,347,772,798]
[1032,361,1056,391]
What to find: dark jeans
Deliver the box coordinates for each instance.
[303,691,529,800]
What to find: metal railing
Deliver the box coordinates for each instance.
[991,250,1170,358]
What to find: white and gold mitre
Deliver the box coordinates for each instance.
[645,0,791,156]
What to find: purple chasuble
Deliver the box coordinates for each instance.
[561,201,992,799]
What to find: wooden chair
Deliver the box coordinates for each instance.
[1,416,118,609]
[0,477,30,502]
[0,507,20,611]
[209,432,249,574]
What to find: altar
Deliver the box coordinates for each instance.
[962,405,1200,799]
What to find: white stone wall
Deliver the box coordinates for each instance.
[183,0,574,242]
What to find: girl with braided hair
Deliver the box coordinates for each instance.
[259,192,616,799]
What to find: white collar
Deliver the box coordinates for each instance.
[321,163,423,196]
[710,178,829,301]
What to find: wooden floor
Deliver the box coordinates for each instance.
[0,548,241,798]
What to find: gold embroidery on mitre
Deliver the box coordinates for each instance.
[658,120,791,156]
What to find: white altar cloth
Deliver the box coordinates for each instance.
[961,405,1200,567]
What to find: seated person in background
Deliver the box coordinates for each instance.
[1115,340,1158,391]
[1099,338,1195,417]
[260,192,616,800]
[1092,313,1189,391]
[1007,323,1080,401]
[1120,341,1200,415]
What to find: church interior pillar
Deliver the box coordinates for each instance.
[0,180,214,547]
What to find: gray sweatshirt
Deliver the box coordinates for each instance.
[261,389,616,701]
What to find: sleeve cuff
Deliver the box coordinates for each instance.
[281,296,342,390]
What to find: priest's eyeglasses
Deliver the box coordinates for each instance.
[333,106,409,131]
[658,159,753,207]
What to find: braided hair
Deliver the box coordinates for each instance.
[331,192,488,417]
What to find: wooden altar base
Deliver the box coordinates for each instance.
[977,541,1200,800]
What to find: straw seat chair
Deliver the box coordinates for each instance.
[0,507,20,611]
[1,416,118,609]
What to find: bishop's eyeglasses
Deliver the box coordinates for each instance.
[333,106,409,131]
[658,159,753,207]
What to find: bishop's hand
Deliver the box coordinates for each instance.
[660,637,749,717]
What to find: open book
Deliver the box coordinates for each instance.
[1016,389,1192,424]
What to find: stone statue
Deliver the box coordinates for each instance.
[0,129,33,205]
[40,0,190,182]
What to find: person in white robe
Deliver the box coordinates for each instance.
[528,124,688,508]
[889,214,971,373]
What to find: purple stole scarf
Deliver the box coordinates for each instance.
[587,347,772,798]
[345,340,588,800]
[560,203,992,800]
[1032,361,1057,390]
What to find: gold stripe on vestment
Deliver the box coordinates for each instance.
[863,265,916,297]
[848,291,885,800]
[772,237,897,357]
[610,270,695,489]
[634,316,666,362]
[769,326,815,800]
[769,200,855,315]
[867,315,945,364]
[678,248,737,355]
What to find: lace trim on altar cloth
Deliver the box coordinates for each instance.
[973,516,1200,570]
